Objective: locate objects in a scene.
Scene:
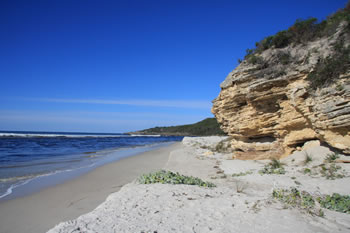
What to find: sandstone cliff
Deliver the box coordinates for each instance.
[212,9,350,159]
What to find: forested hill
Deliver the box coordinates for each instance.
[128,118,226,136]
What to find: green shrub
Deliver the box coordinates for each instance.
[256,36,274,51]
[318,193,350,214]
[242,2,350,61]
[272,188,319,215]
[246,54,264,65]
[259,159,286,175]
[277,51,292,65]
[320,163,345,180]
[274,188,350,216]
[138,170,216,187]
[214,137,232,153]
[307,43,350,90]
[272,30,293,48]
[303,168,312,174]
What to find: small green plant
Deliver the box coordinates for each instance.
[325,153,340,163]
[303,152,313,165]
[303,168,312,174]
[247,54,264,65]
[277,51,291,65]
[138,170,216,187]
[294,180,301,185]
[320,163,345,180]
[259,159,286,175]
[214,137,232,153]
[232,171,253,177]
[318,193,350,214]
[272,188,319,215]
[272,159,284,168]
[273,188,350,216]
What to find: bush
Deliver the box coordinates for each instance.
[277,51,292,65]
[138,170,216,187]
[248,55,265,65]
[273,188,350,216]
[259,159,286,175]
[272,30,293,48]
[307,43,350,90]
[272,188,319,215]
[318,193,350,214]
[243,2,350,58]
[320,164,345,180]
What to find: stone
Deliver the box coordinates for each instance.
[212,23,350,159]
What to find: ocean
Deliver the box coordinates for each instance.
[0,131,183,200]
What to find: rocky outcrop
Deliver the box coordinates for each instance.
[212,22,350,159]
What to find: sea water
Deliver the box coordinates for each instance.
[0,131,183,200]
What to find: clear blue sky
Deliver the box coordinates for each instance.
[0,0,347,133]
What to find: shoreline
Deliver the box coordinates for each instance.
[0,141,176,202]
[48,136,350,233]
[0,142,182,233]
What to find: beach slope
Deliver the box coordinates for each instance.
[48,137,350,233]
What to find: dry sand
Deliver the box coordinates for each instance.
[0,142,182,233]
[48,137,350,233]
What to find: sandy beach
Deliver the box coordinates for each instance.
[47,136,350,233]
[0,142,182,233]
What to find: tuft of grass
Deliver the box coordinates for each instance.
[325,153,340,163]
[270,159,283,169]
[317,193,350,214]
[320,163,345,180]
[214,137,233,153]
[235,180,247,193]
[232,171,253,177]
[259,159,286,175]
[303,152,313,165]
[138,170,216,187]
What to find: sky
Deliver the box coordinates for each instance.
[0,0,348,133]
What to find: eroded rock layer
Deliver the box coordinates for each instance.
[212,23,350,159]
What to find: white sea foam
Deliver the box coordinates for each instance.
[0,133,162,138]
[0,133,125,138]
[0,163,96,200]
[130,134,161,137]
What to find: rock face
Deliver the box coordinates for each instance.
[212,22,350,159]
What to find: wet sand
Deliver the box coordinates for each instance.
[0,142,181,233]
